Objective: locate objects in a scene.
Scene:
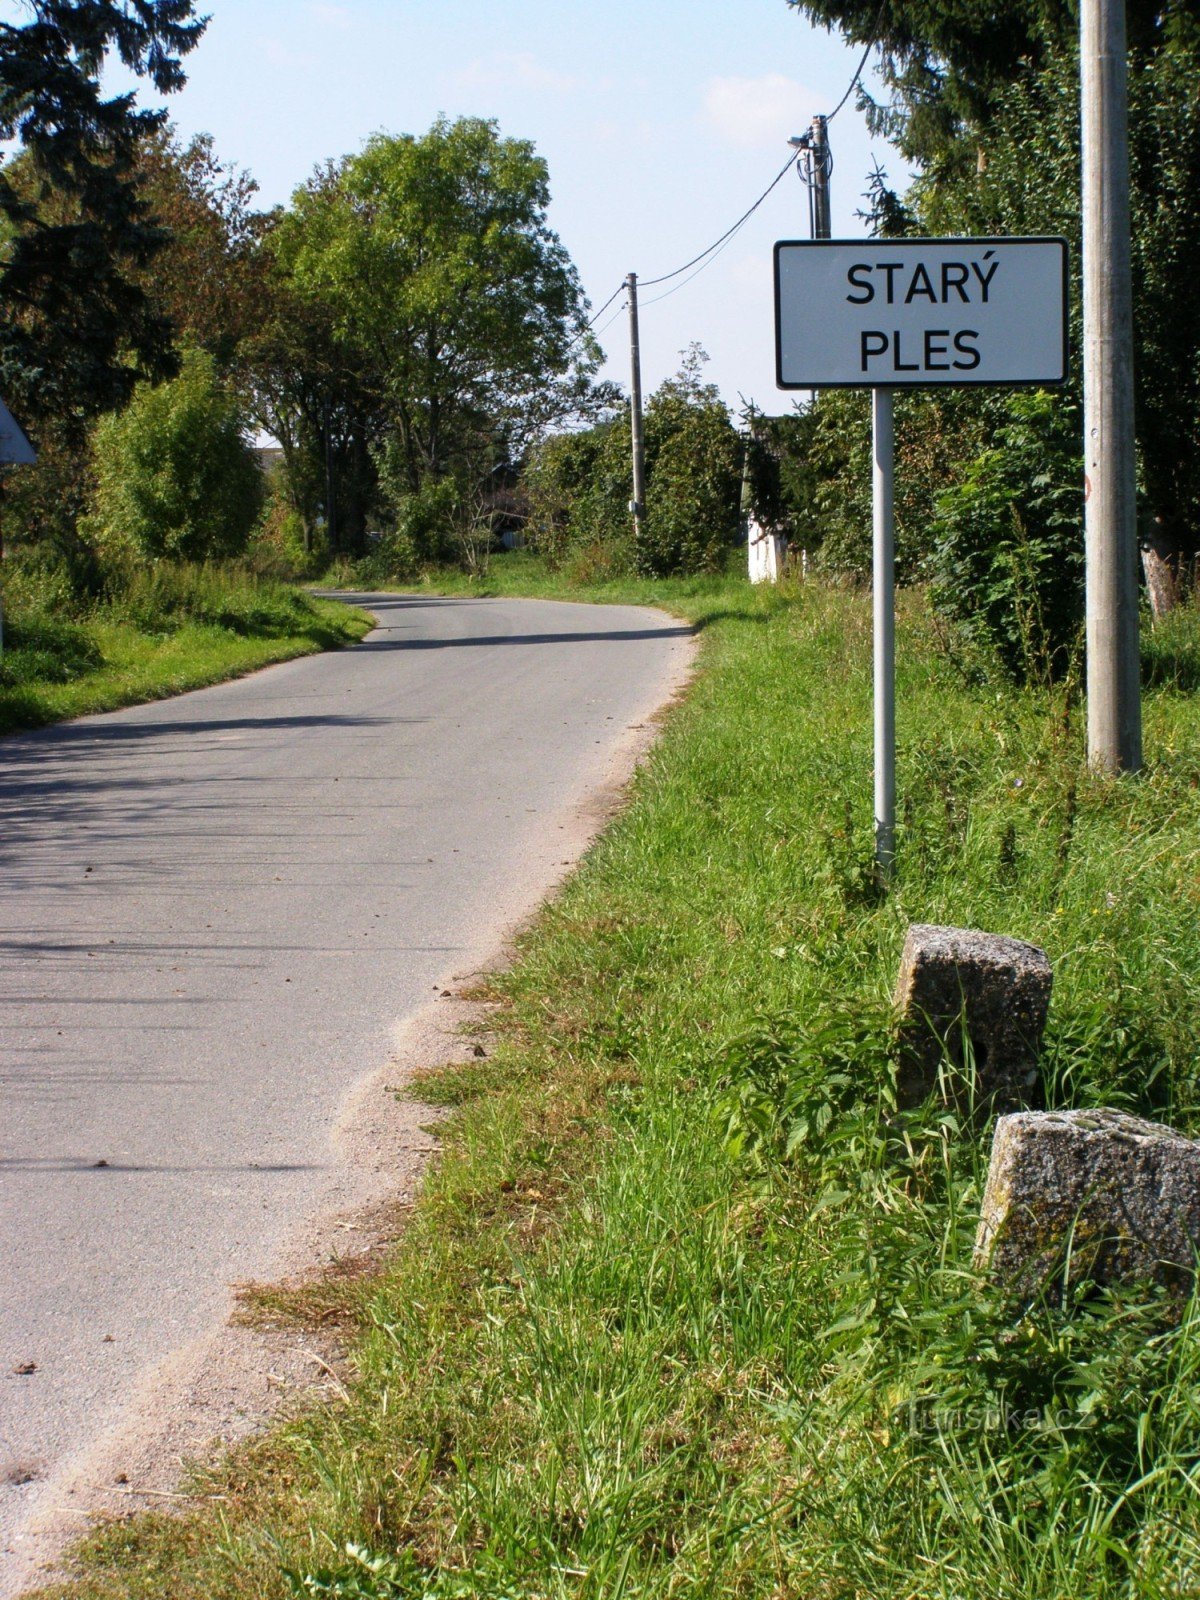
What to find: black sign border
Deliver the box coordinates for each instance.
[773,235,1070,390]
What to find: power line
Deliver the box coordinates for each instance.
[639,147,799,289]
[591,298,629,338]
[640,228,741,308]
[585,46,879,345]
[561,280,626,359]
[579,33,883,349]
[584,281,627,331]
[827,36,874,121]
[826,1,887,122]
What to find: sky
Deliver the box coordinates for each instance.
[102,0,909,417]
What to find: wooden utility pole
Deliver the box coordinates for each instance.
[626,273,647,541]
[1081,0,1142,772]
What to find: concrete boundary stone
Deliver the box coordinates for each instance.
[975,1109,1200,1299]
[894,923,1051,1113]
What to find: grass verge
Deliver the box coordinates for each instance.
[0,564,371,735]
[34,569,1200,1599]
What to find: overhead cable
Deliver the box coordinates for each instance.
[590,298,629,338]
[641,229,743,308]
[826,0,887,122]
[638,147,800,289]
[584,281,627,331]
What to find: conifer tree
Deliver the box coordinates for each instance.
[0,1,205,434]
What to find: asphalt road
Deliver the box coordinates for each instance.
[0,592,692,1584]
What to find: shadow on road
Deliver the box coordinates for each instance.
[0,1158,323,1174]
[355,625,694,651]
[2,713,401,748]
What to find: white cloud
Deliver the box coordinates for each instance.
[451,52,579,97]
[703,74,814,149]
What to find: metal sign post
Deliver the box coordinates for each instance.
[872,388,895,872]
[774,236,1069,876]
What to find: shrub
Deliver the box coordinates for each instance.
[0,611,101,687]
[771,387,990,583]
[89,348,262,563]
[2,426,105,597]
[526,347,742,579]
[525,418,631,569]
[394,477,459,565]
[351,529,421,588]
[927,391,1084,680]
[100,560,320,637]
[0,540,79,618]
[248,484,330,581]
[637,347,741,576]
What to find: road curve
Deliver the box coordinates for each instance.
[0,593,692,1588]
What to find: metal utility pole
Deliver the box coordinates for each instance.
[1081,0,1142,772]
[789,115,833,241]
[810,115,831,239]
[626,273,647,541]
[322,400,338,554]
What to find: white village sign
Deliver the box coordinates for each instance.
[774,236,1069,871]
[775,238,1068,389]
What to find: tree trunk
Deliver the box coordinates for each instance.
[1140,513,1188,621]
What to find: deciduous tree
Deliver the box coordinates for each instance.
[271,117,598,544]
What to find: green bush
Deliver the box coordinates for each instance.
[350,529,421,588]
[248,490,330,581]
[393,477,459,565]
[0,540,79,618]
[0,610,102,687]
[638,374,740,576]
[773,388,990,584]
[2,426,105,597]
[372,446,462,566]
[525,417,632,570]
[526,348,742,579]
[89,347,263,563]
[927,391,1084,680]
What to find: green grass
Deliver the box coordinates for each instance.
[33,568,1200,1600]
[0,563,371,734]
[326,546,741,612]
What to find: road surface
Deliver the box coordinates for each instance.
[0,592,692,1590]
